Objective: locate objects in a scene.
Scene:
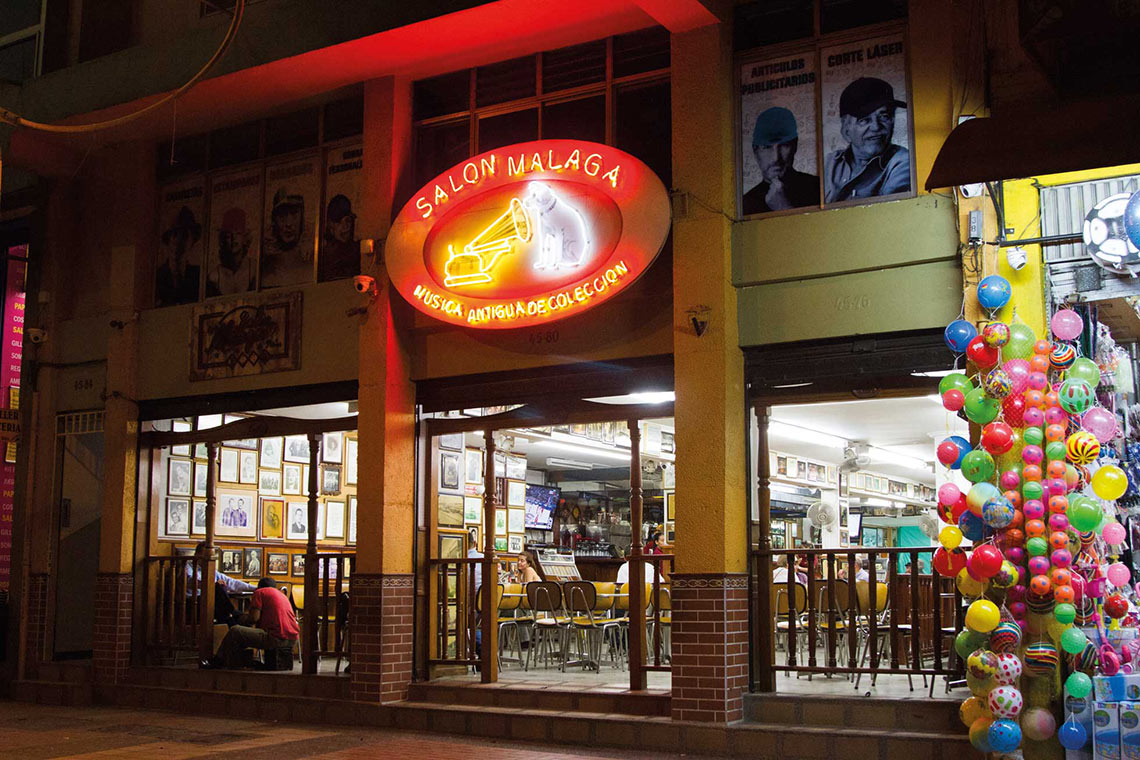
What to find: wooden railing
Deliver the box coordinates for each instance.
[143,555,211,658]
[749,547,964,691]
[644,553,674,674]
[307,553,354,666]
[426,557,480,667]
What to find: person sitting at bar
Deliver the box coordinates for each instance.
[643,531,663,555]
[186,541,256,626]
[516,551,541,584]
[772,555,807,584]
[201,577,300,669]
[855,557,870,583]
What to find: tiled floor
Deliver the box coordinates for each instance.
[0,701,731,759]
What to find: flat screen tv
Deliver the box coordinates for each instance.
[524,485,559,529]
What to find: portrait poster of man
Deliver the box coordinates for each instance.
[319,144,362,282]
[260,158,319,289]
[820,34,912,206]
[739,54,820,215]
[155,178,205,306]
[206,170,260,297]
[214,489,257,538]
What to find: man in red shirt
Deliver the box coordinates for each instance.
[203,577,300,669]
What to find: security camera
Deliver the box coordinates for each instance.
[26,328,46,345]
[1006,246,1027,272]
[353,275,377,295]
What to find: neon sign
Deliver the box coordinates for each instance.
[386,140,670,329]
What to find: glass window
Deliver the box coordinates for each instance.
[415,120,470,189]
[615,81,672,187]
[265,108,319,156]
[541,96,605,143]
[414,70,471,120]
[612,27,670,78]
[476,56,536,108]
[542,40,607,93]
[477,108,538,153]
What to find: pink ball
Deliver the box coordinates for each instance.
[1000,470,1021,490]
[1008,584,1027,603]
[1052,309,1083,340]
[1006,547,1027,566]
[1024,407,1045,426]
[1049,513,1070,532]
[1104,522,1127,545]
[1003,359,1032,394]
[1023,445,1044,465]
[1047,478,1068,496]
[1109,563,1132,588]
[938,483,961,506]
[1044,407,1069,425]
[1028,372,1049,391]
[1022,706,1056,741]
[1024,500,1045,520]
[1071,574,1085,602]
[1028,556,1051,576]
[1010,602,1027,618]
[1083,407,1119,443]
[1051,549,1072,568]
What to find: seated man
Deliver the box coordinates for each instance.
[186,541,256,626]
[202,577,300,669]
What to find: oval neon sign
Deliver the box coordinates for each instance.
[386,140,670,329]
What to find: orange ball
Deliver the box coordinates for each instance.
[1025,390,1046,408]
[1034,340,1052,355]
[1003,490,1023,509]
[1051,568,1072,587]
[1054,585,1075,604]
[1025,519,1047,538]
[1030,574,1052,595]
[1048,495,1069,514]
[1007,509,1025,529]
[1030,355,1050,373]
[1047,460,1068,479]
[1023,464,1043,482]
[1003,528,1025,547]
[1044,390,1060,409]
[1045,424,1066,442]
[1050,531,1069,550]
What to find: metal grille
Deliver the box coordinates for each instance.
[56,411,104,437]
[1039,174,1140,301]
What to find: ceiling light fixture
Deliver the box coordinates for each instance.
[768,421,847,449]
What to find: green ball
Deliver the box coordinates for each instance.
[1022,481,1044,502]
[1068,496,1102,533]
[955,629,987,659]
[1062,626,1088,655]
[1067,671,1092,699]
[1045,441,1067,461]
[1022,427,1044,446]
[1067,357,1101,387]
[962,450,996,483]
[964,387,1000,424]
[1055,603,1076,625]
[1005,323,1037,360]
[1026,536,1048,556]
[1059,379,1095,414]
[940,373,974,396]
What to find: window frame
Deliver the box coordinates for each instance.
[0,0,46,81]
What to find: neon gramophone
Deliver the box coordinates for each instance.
[443,198,532,287]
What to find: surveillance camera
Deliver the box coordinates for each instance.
[26,328,46,345]
[1006,246,1027,272]
[353,275,376,295]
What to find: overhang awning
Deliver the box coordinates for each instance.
[925,94,1140,190]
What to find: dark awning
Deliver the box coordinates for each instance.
[925,94,1140,190]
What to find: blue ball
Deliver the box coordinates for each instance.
[1058,720,1088,750]
[944,319,977,353]
[958,510,985,542]
[948,435,971,469]
[1125,189,1140,250]
[988,719,1022,753]
[977,275,1012,311]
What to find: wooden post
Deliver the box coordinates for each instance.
[303,433,321,674]
[481,430,498,683]
[754,406,775,692]
[628,420,646,691]
[198,442,218,661]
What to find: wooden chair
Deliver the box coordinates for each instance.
[854,580,913,690]
[771,582,807,666]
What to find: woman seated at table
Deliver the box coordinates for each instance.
[515,551,541,584]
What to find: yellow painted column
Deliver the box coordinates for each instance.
[669,22,750,722]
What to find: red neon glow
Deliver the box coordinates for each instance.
[386,140,670,329]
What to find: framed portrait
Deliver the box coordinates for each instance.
[220,549,242,575]
[239,450,257,485]
[267,552,289,575]
[320,143,363,283]
[797,460,807,479]
[465,448,483,484]
[322,431,343,464]
[172,420,192,457]
[494,509,508,536]
[261,157,319,288]
[505,454,526,481]
[156,179,205,307]
[261,498,284,540]
[463,496,482,524]
[507,508,525,534]
[282,462,302,495]
[215,489,257,538]
[260,437,283,470]
[167,458,192,497]
[439,531,465,560]
[284,435,310,463]
[493,536,508,552]
[192,500,207,535]
[286,501,308,540]
[320,465,341,495]
[786,456,798,479]
[493,451,506,479]
[165,498,190,536]
[508,535,524,554]
[194,462,208,497]
[303,465,311,490]
[661,430,674,454]
[570,423,587,436]
[325,500,345,539]
[316,502,325,540]
[666,491,676,521]
[345,438,358,486]
[438,493,464,528]
[243,547,263,577]
[259,469,282,496]
[219,449,239,483]
[438,433,463,451]
[347,495,357,544]
[292,553,306,577]
[439,450,462,494]
[507,480,526,507]
[776,456,787,476]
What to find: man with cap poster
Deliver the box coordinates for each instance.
[742,107,820,215]
[260,186,312,288]
[823,76,911,203]
[156,204,203,306]
[318,194,360,282]
[207,207,255,297]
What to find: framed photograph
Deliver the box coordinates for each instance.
[167,458,192,497]
[493,451,506,478]
[239,450,257,485]
[777,456,787,476]
[508,535,524,554]
[463,496,482,524]
[284,435,310,463]
[507,508,525,534]
[316,502,325,540]
[438,493,464,527]
[226,437,259,451]
[282,462,302,495]
[438,433,464,451]
[220,549,242,575]
[267,552,289,575]
[439,450,462,493]
[198,413,222,430]
[345,438,358,486]
[260,437,283,470]
[505,454,526,481]
[666,491,676,521]
[786,456,798,479]
[325,500,345,539]
[322,431,343,464]
[243,547,263,577]
[261,498,284,540]
[347,495,357,544]
[661,430,675,454]
[219,449,239,483]
[808,463,822,482]
[215,491,257,538]
[165,498,190,536]
[292,553,306,577]
[320,465,341,495]
[439,531,465,560]
[259,469,282,496]
[507,480,526,507]
[286,501,309,540]
[192,500,207,535]
[494,509,508,536]
[172,420,192,457]
[493,536,509,552]
[465,448,483,484]
[193,462,208,497]
[303,465,311,491]
[797,460,807,479]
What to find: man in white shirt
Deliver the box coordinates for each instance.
[617,559,661,585]
[855,558,870,583]
[467,528,483,592]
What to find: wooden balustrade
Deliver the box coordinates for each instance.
[308,553,354,665]
[143,555,210,657]
[644,553,674,673]
[427,557,481,666]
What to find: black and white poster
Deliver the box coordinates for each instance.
[319,144,362,282]
[260,157,319,289]
[739,54,820,215]
[156,178,205,306]
[206,170,260,297]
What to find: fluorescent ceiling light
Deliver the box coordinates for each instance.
[772,381,813,389]
[532,439,632,462]
[546,457,594,470]
[872,445,932,473]
[769,421,847,449]
[587,390,675,405]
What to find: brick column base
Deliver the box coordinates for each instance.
[670,573,749,723]
[92,573,133,684]
[349,573,413,703]
[24,572,50,675]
